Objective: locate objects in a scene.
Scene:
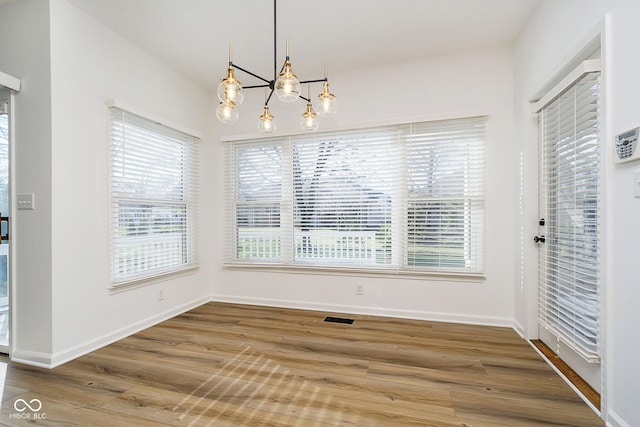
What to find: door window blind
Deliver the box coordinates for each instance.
[538,71,601,362]
[109,107,199,286]
[224,116,485,274]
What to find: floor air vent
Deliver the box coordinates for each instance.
[324,316,354,324]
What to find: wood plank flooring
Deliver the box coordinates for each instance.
[0,302,604,426]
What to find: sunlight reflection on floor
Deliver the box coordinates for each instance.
[171,345,351,426]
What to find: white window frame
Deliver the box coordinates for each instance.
[224,117,485,276]
[108,104,199,288]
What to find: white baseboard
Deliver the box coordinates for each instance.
[8,294,524,370]
[209,294,513,328]
[513,320,525,338]
[607,410,631,427]
[11,295,210,369]
[10,349,54,369]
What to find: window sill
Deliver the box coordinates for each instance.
[222,262,485,283]
[109,265,200,294]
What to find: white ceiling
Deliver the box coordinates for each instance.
[65,0,539,91]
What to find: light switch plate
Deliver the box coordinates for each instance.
[17,193,35,210]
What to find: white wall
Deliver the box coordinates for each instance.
[607,2,640,425]
[210,47,517,327]
[12,3,636,423]
[6,2,635,425]
[0,0,54,361]
[515,1,640,426]
[2,0,212,367]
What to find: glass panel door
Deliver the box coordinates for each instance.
[537,71,601,391]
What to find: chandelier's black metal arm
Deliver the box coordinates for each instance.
[266,88,276,105]
[231,63,271,85]
[243,83,272,89]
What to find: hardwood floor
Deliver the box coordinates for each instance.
[0,302,604,426]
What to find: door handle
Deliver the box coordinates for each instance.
[534,235,545,243]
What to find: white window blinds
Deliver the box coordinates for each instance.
[109,107,199,286]
[233,140,283,261]
[538,71,601,362]
[292,127,399,267]
[224,116,485,274]
[406,119,485,272]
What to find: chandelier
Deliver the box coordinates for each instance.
[215,0,337,132]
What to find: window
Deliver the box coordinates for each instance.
[224,117,485,274]
[109,106,199,286]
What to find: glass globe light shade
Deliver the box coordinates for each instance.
[300,101,319,131]
[275,60,301,102]
[217,67,244,105]
[317,81,337,115]
[259,106,277,132]
[216,101,239,124]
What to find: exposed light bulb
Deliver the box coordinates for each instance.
[275,60,301,102]
[216,101,239,124]
[259,105,277,132]
[317,80,337,115]
[305,116,315,128]
[300,89,319,132]
[217,66,244,105]
[275,38,301,102]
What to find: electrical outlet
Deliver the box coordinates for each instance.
[158,290,165,301]
[356,283,364,295]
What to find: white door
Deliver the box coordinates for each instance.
[536,66,602,392]
[0,91,10,353]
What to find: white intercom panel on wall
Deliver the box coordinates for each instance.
[615,127,640,163]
